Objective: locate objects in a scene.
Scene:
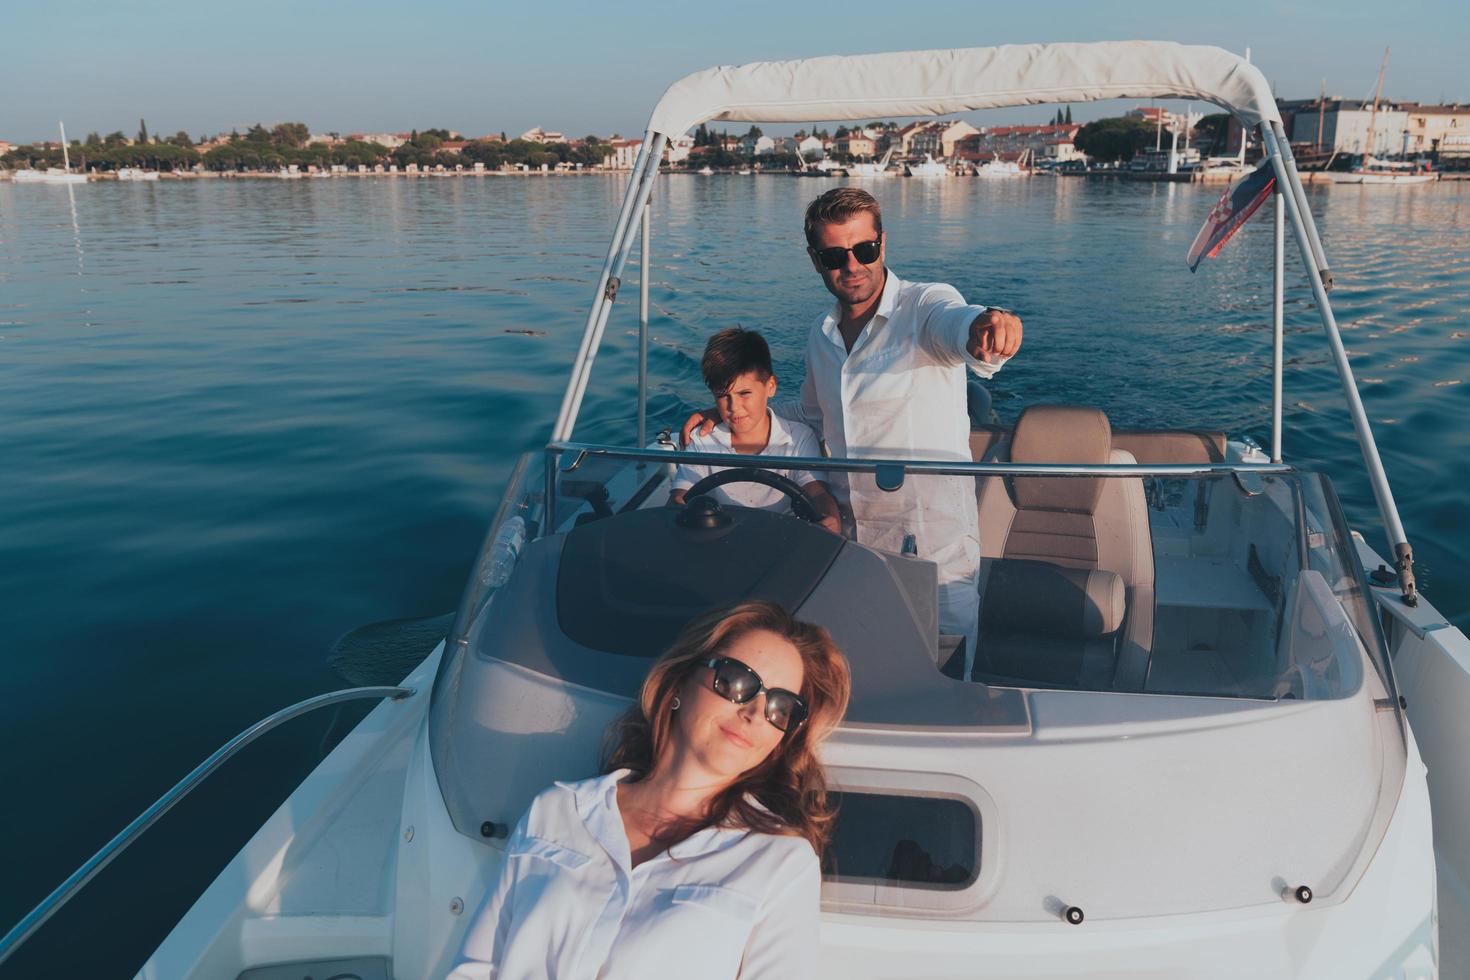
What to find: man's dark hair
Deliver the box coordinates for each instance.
[702,327,773,394]
[804,187,884,247]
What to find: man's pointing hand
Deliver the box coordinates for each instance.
[967,308,1023,362]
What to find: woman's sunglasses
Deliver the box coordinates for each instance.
[703,656,809,733]
[811,238,882,271]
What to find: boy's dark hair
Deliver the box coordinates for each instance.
[702,327,773,394]
[804,187,883,247]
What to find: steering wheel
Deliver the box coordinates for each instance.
[683,468,822,524]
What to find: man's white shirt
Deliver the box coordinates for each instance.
[779,269,1008,585]
[671,410,825,513]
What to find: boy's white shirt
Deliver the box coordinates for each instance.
[672,410,825,513]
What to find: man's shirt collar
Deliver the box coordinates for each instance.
[821,268,902,353]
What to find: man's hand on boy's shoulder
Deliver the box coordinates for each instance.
[680,407,721,447]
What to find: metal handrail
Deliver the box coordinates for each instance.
[547,440,1295,480]
[0,685,416,966]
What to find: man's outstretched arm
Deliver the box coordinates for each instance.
[916,285,1023,378]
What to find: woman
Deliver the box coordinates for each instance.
[448,601,851,979]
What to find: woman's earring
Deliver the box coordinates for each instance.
[671,696,681,711]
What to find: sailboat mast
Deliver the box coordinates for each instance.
[1365,47,1388,160]
[1317,79,1326,152]
[59,121,72,173]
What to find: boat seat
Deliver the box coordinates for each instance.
[973,405,1155,690]
[971,423,1225,466]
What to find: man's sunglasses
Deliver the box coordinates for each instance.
[703,656,809,733]
[811,238,882,271]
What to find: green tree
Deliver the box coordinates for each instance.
[1073,116,1155,163]
[167,131,194,148]
[138,119,149,144]
[1194,113,1230,155]
[270,122,310,148]
[1065,106,1073,125]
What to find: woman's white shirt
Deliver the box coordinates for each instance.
[447,769,822,980]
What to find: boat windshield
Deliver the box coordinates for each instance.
[442,446,1391,705]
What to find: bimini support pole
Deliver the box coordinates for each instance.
[637,201,651,450]
[1271,184,1285,463]
[553,133,666,442]
[1259,123,1416,605]
[1270,120,1332,290]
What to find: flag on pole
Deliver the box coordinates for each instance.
[1186,159,1277,272]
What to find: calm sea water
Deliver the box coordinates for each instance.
[2,174,1467,974]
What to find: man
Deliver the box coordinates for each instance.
[685,188,1022,671]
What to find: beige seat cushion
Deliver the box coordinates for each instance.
[973,404,1156,690]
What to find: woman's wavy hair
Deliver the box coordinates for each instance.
[603,601,851,856]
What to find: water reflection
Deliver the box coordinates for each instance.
[65,182,84,275]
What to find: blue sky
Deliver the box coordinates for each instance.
[4,0,1466,143]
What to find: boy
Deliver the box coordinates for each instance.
[670,328,842,534]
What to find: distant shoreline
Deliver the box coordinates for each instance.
[6,168,1468,183]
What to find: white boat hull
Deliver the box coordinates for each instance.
[139,558,1456,978]
[12,169,87,184]
[1327,171,1438,185]
[1356,535,1470,978]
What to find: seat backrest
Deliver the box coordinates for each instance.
[974,405,1155,689]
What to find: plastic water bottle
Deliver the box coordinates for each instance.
[481,516,526,589]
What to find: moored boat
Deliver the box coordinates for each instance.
[847,147,895,178]
[904,153,949,177]
[13,122,88,184]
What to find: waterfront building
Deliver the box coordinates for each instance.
[1284,99,1411,157]
[664,135,694,164]
[956,124,1079,159]
[0,139,13,156]
[938,120,979,157]
[894,120,932,156]
[607,137,642,170]
[908,123,944,158]
[797,135,825,160]
[1441,133,1470,171]
[832,134,875,157]
[519,127,564,144]
[356,133,405,149]
[1127,105,1191,133]
[1401,104,1470,158]
[739,134,775,156]
[439,141,468,155]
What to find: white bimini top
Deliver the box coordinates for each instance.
[671,410,826,513]
[447,769,822,980]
